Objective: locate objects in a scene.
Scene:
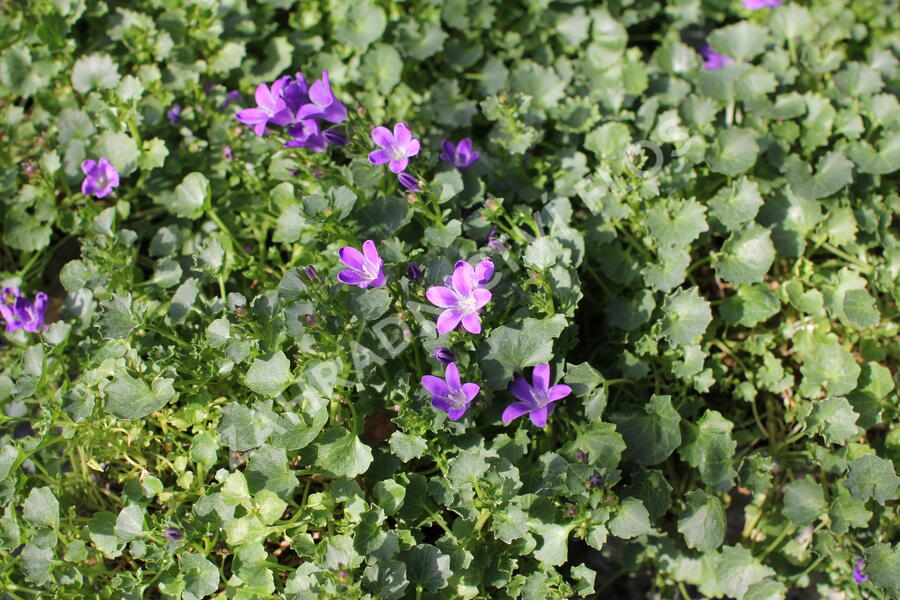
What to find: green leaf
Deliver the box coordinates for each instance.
[93,131,139,177]
[709,21,768,62]
[707,128,760,176]
[478,316,567,390]
[246,444,298,501]
[845,455,900,505]
[71,53,120,93]
[720,283,780,327]
[713,225,776,285]
[347,288,391,321]
[388,431,428,462]
[799,342,860,396]
[114,505,144,542]
[680,410,737,492]
[716,546,775,600]
[803,397,860,446]
[334,2,386,49]
[310,427,373,479]
[843,288,880,327]
[609,498,651,539]
[678,490,726,552]
[786,152,854,200]
[612,395,682,465]
[217,401,276,451]
[864,544,900,593]
[361,43,403,95]
[105,374,176,420]
[21,543,53,585]
[0,444,18,480]
[245,352,292,397]
[743,581,788,600]
[570,563,596,596]
[849,133,900,174]
[643,199,708,248]
[400,544,451,592]
[138,137,169,171]
[180,553,220,600]
[828,486,871,535]
[781,477,826,525]
[23,487,59,529]
[563,422,626,474]
[97,294,140,339]
[364,559,408,600]
[708,178,764,231]
[88,511,121,558]
[168,172,209,220]
[660,287,713,346]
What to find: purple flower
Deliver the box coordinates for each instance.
[303,265,319,282]
[398,172,421,192]
[487,230,507,253]
[502,364,572,427]
[426,261,492,334]
[167,105,182,124]
[421,362,479,420]
[701,44,734,70]
[853,558,868,584]
[443,259,493,289]
[223,146,234,160]
[235,80,292,136]
[279,73,310,118]
[575,449,587,463]
[284,119,328,152]
[431,347,457,365]
[743,0,780,8]
[81,157,120,198]
[368,123,421,174]
[337,240,386,288]
[0,287,48,333]
[164,527,184,541]
[406,262,422,281]
[296,70,348,124]
[588,473,603,488]
[219,89,242,111]
[440,138,480,170]
[323,129,348,147]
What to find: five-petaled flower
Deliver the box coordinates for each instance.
[426,261,492,334]
[440,138,480,170]
[297,70,348,124]
[422,362,479,420]
[502,364,572,427]
[853,557,868,584]
[81,157,120,198]
[701,44,734,70]
[368,123,421,174]
[743,0,781,9]
[1,287,48,333]
[235,79,292,136]
[337,240,386,288]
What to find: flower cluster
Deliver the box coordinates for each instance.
[236,70,347,152]
[1,287,48,333]
[368,126,480,191]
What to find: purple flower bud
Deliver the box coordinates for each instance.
[398,172,421,192]
[223,146,234,160]
[406,262,422,281]
[167,105,182,124]
[575,449,587,463]
[203,81,216,96]
[487,229,507,253]
[431,347,457,365]
[853,557,868,584]
[233,305,247,317]
[164,527,183,541]
[567,506,577,517]
[21,160,36,175]
[312,169,322,179]
[303,265,319,282]
[243,245,254,253]
[588,473,603,488]
[303,314,317,325]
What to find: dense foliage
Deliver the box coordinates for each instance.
[1,0,898,598]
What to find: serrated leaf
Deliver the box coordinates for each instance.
[799,342,860,396]
[709,178,764,231]
[609,498,650,539]
[786,152,853,200]
[678,490,725,552]
[707,128,759,176]
[716,546,775,600]
[781,477,826,525]
[843,288,880,327]
[105,374,176,420]
[245,352,292,397]
[803,397,860,446]
[23,487,58,529]
[400,544,451,592]
[845,455,900,505]
[310,427,373,479]
[114,505,144,542]
[680,410,737,492]
[714,225,776,285]
[864,544,900,593]
[612,395,681,465]
[643,199,708,248]
[180,553,220,600]
[478,316,567,390]
[661,287,712,346]
[96,294,140,339]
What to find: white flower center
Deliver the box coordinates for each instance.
[448,387,468,409]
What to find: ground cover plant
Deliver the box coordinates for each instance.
[0,0,898,598]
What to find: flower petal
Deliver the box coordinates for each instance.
[532,364,551,391]
[338,246,365,270]
[508,377,534,404]
[441,140,455,157]
[431,397,452,413]
[393,123,411,147]
[422,375,450,398]
[452,262,475,297]
[371,126,393,148]
[388,158,409,173]
[406,138,420,157]
[436,309,462,334]
[337,270,364,286]
[475,259,494,284]
[362,240,381,265]
[548,384,572,402]
[462,382,480,402]
[458,138,473,155]
[502,401,533,424]
[81,159,97,174]
[472,288,492,309]
[368,149,391,165]
[529,405,550,427]
[426,286,458,308]
[368,268,386,288]
[444,362,461,390]
[447,406,468,421]
[460,312,482,334]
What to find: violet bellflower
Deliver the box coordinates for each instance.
[701,44,734,70]
[284,119,328,152]
[296,70,348,124]
[431,347,457,365]
[368,123,421,174]
[81,157,120,198]
[853,558,868,584]
[422,362,479,420]
[1,287,48,333]
[426,261,492,334]
[440,138,480,170]
[443,259,494,289]
[502,364,572,427]
[337,240,386,288]
[235,79,292,136]
[167,105,182,124]
[743,0,781,9]
[397,172,421,192]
